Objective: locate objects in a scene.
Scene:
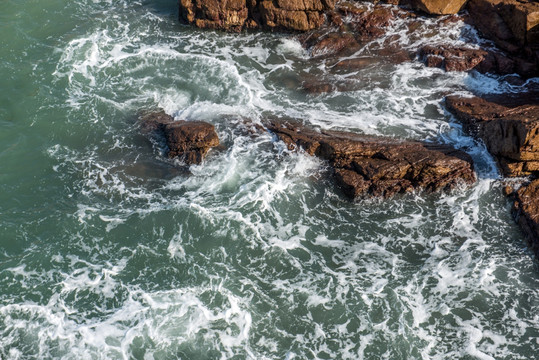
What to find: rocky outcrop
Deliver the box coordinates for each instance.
[178,0,335,31]
[512,179,539,258]
[267,120,476,198]
[445,96,539,177]
[140,111,219,165]
[419,45,516,74]
[467,0,539,77]
[412,0,468,15]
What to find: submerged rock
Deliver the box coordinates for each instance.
[512,179,539,258]
[419,45,516,74]
[140,111,219,165]
[267,120,476,198]
[445,96,539,177]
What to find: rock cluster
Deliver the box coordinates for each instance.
[267,120,476,198]
[178,0,335,31]
[445,96,539,177]
[140,111,219,165]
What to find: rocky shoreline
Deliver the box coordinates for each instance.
[146,1,539,256]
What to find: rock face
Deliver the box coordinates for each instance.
[178,0,335,31]
[267,120,476,198]
[467,0,539,77]
[140,111,219,165]
[419,45,515,74]
[512,179,539,258]
[445,96,539,177]
[412,0,468,15]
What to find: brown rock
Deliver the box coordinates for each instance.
[468,0,539,47]
[467,0,539,76]
[267,120,476,198]
[512,179,539,258]
[350,5,396,41]
[179,0,250,31]
[419,45,515,74]
[445,96,539,177]
[309,32,360,57]
[140,111,219,165]
[178,0,336,31]
[412,0,468,15]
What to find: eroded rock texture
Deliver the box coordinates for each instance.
[140,111,219,164]
[412,0,468,15]
[512,179,539,258]
[467,0,539,77]
[179,0,336,31]
[267,120,476,198]
[445,96,539,177]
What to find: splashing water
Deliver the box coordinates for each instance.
[1,1,538,359]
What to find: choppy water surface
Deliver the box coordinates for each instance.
[1,1,538,359]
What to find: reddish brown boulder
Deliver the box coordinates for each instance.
[178,0,336,31]
[412,0,468,14]
[512,179,539,258]
[419,45,515,74]
[179,0,250,31]
[445,96,539,177]
[267,120,476,198]
[140,111,219,165]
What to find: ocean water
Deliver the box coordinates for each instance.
[1,1,538,359]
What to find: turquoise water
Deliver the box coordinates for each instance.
[1,1,538,359]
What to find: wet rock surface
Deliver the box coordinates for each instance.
[512,179,539,258]
[140,111,219,165]
[267,120,476,198]
[419,45,516,74]
[445,95,539,177]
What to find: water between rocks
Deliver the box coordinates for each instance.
[0,1,538,359]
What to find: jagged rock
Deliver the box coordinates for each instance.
[349,5,397,41]
[467,0,539,77]
[419,45,515,74]
[178,0,335,31]
[267,120,476,198]
[140,111,219,165]
[412,0,468,14]
[445,96,539,177]
[512,179,539,258]
[178,0,250,31]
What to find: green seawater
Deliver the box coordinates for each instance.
[1,1,538,359]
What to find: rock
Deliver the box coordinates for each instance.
[512,179,539,258]
[349,5,397,41]
[412,0,468,15]
[445,96,539,177]
[179,0,250,31]
[467,0,539,77]
[419,45,515,74]
[308,32,360,57]
[178,0,336,31]
[140,111,219,165]
[267,120,476,198]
